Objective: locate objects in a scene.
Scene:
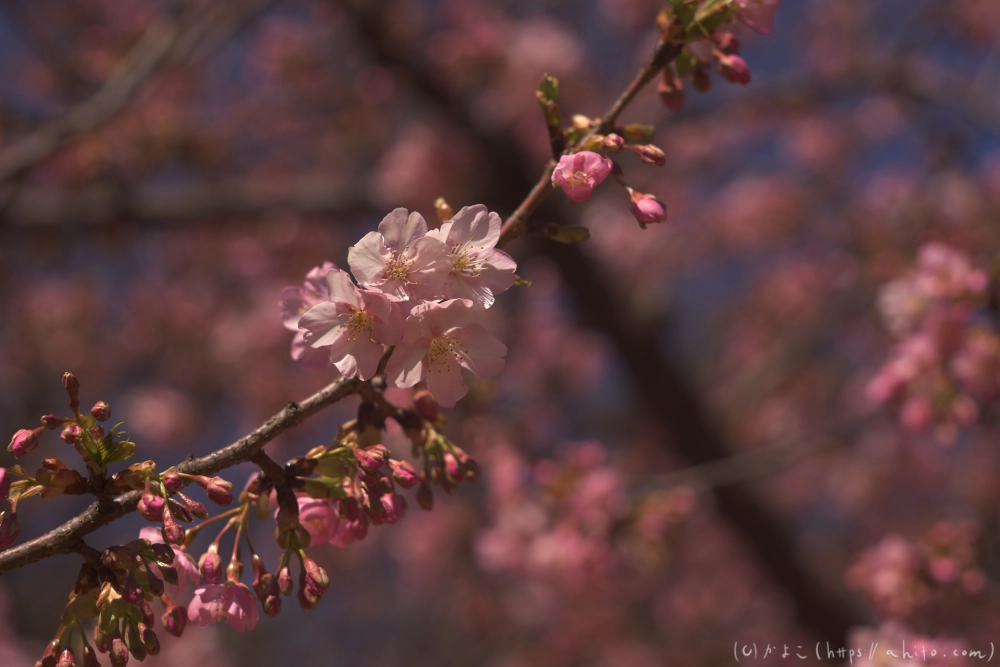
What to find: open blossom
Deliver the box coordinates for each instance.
[551,151,613,203]
[734,0,780,34]
[299,268,403,380]
[187,582,259,633]
[913,243,987,300]
[140,526,200,597]
[295,497,355,547]
[279,262,341,369]
[348,208,449,301]
[385,299,506,408]
[425,205,517,308]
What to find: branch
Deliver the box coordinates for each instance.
[0,0,271,185]
[0,178,373,228]
[0,376,361,576]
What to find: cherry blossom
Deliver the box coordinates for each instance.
[385,299,506,408]
[279,262,341,369]
[298,268,403,380]
[187,582,259,633]
[551,151,613,203]
[425,204,517,308]
[627,191,668,227]
[140,526,200,598]
[347,208,449,301]
[734,0,780,35]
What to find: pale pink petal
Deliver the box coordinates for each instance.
[348,232,390,284]
[279,286,307,331]
[300,302,349,348]
[424,298,482,335]
[359,288,392,324]
[291,333,335,368]
[453,323,507,378]
[385,345,427,388]
[373,301,404,346]
[426,361,468,408]
[379,208,428,250]
[448,205,501,249]
[348,338,386,381]
[325,268,362,308]
[140,526,163,544]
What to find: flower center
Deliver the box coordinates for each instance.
[384,255,413,281]
[567,170,592,187]
[428,335,465,371]
[450,244,487,277]
[339,307,374,342]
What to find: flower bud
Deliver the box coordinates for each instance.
[434,197,454,223]
[56,649,76,667]
[620,123,655,143]
[302,556,329,594]
[138,623,159,656]
[199,545,223,584]
[629,190,668,228]
[138,492,165,522]
[297,580,321,610]
[149,542,175,565]
[162,509,185,546]
[194,476,233,506]
[602,133,624,152]
[251,554,271,599]
[278,565,293,596]
[146,571,165,597]
[417,481,434,511]
[167,499,193,523]
[658,71,683,111]
[630,144,666,166]
[40,415,63,430]
[161,472,183,493]
[90,402,111,422]
[125,622,147,661]
[162,603,187,638]
[382,493,407,524]
[93,625,110,653]
[81,645,100,667]
[717,53,751,85]
[0,510,21,549]
[62,373,80,413]
[713,32,740,55]
[8,428,41,459]
[388,459,419,488]
[354,447,383,472]
[109,633,129,667]
[61,424,81,445]
[178,492,209,519]
[412,390,440,423]
[158,564,179,586]
[263,578,282,617]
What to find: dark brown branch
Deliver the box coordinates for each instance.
[0,376,361,576]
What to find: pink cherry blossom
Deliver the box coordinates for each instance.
[187,582,259,633]
[298,268,403,380]
[279,261,341,369]
[347,208,449,301]
[424,205,517,308]
[296,497,341,544]
[140,526,200,597]
[551,151,613,203]
[385,299,506,408]
[914,243,988,300]
[734,0,780,35]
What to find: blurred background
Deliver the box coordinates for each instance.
[3,0,1000,665]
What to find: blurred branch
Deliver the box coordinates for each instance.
[0,178,373,227]
[0,0,271,186]
[342,0,868,641]
[0,376,361,576]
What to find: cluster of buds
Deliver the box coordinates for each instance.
[2,375,138,551]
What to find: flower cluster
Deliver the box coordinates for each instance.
[867,243,997,440]
[845,521,986,619]
[281,205,513,407]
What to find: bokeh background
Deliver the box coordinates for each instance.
[3,0,1000,665]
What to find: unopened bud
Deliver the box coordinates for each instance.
[8,428,41,459]
[717,53,751,85]
[40,415,63,430]
[630,144,666,166]
[412,390,439,423]
[62,373,80,413]
[138,492,165,522]
[278,566,293,596]
[149,542,175,565]
[196,476,233,506]
[658,70,683,111]
[628,190,668,228]
[56,649,76,667]
[109,634,128,667]
[199,545,223,584]
[81,645,100,667]
[162,604,187,638]
[388,459,419,488]
[177,492,208,519]
[125,622,146,661]
[713,32,740,55]
[602,133,624,152]
[417,482,434,511]
[138,623,159,655]
[354,447,384,472]
[161,472,183,493]
[162,509,185,545]
[90,402,111,422]
[620,123,655,143]
[0,510,21,549]
[263,579,282,617]
[434,197,454,223]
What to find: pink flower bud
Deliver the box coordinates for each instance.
[717,53,751,85]
[388,459,419,488]
[381,493,407,524]
[302,556,329,594]
[178,492,209,519]
[125,623,146,662]
[263,578,282,617]
[40,415,63,430]
[354,447,383,472]
[60,424,81,445]
[629,144,666,166]
[8,428,41,459]
[62,373,80,412]
[629,191,668,227]
[199,545,223,584]
[443,452,462,484]
[162,509,185,546]
[138,623,159,655]
[713,32,740,54]
[417,481,434,511]
[109,633,128,667]
[197,476,233,506]
[162,604,187,638]
[56,649,76,667]
[412,389,440,422]
[0,510,21,548]
[138,492,165,522]
[160,471,183,493]
[81,645,100,667]
[602,133,624,152]
[0,469,10,504]
[278,565,293,596]
[90,402,111,422]
[551,151,614,203]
